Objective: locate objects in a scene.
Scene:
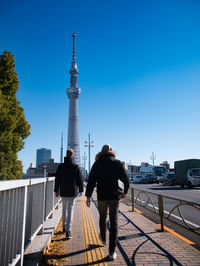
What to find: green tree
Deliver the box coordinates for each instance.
[0,51,31,180]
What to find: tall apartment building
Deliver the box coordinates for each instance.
[36,148,51,167]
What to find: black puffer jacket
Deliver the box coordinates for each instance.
[85,152,129,200]
[54,157,83,197]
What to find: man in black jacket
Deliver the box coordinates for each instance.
[54,149,83,239]
[85,144,129,261]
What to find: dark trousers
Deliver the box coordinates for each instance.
[98,199,119,254]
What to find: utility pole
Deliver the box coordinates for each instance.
[60,132,63,163]
[84,133,95,172]
[83,151,87,171]
[150,152,156,166]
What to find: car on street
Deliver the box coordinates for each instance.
[133,174,145,184]
[163,172,176,186]
[157,175,165,183]
[143,173,159,184]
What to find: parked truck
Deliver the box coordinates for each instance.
[174,159,200,188]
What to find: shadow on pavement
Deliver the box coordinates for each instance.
[42,244,102,260]
[119,210,183,266]
[76,256,113,265]
[92,197,183,266]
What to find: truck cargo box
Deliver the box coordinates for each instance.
[174,159,200,186]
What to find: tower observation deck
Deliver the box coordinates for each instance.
[66,32,81,165]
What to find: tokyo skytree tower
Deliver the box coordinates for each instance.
[66,32,81,165]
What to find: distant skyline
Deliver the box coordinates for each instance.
[1,0,200,172]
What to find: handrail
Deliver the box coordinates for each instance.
[0,177,55,191]
[128,187,200,234]
[130,187,200,206]
[0,177,61,266]
[0,179,29,191]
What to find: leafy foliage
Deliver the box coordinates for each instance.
[0,51,31,180]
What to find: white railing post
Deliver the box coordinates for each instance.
[20,185,28,266]
[39,181,46,235]
[38,167,47,235]
[50,180,54,218]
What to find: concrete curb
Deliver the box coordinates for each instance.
[23,203,62,266]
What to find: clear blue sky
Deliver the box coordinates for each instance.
[1,0,200,172]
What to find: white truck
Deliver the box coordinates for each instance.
[174,159,200,188]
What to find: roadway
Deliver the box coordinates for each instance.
[131,183,200,203]
[129,183,200,248]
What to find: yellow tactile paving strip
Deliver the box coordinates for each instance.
[80,196,108,265]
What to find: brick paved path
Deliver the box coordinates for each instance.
[45,193,200,265]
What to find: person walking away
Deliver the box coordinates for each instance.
[85,144,129,260]
[54,149,83,239]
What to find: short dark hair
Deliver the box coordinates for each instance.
[66,149,74,158]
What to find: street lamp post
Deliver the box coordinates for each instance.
[43,165,47,179]
[82,152,87,180]
[84,133,95,173]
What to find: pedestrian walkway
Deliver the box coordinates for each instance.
[41,193,200,265]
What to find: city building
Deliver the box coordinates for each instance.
[36,148,51,167]
[160,161,170,170]
[128,164,140,180]
[141,162,150,167]
[26,163,37,175]
[24,158,60,178]
[66,32,81,165]
[37,159,60,176]
[23,163,43,179]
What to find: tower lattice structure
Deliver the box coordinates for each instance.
[66,32,81,165]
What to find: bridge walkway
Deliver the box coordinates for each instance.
[41,193,200,265]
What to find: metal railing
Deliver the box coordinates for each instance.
[127,187,200,234]
[0,177,61,266]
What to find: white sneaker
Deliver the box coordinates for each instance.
[98,233,107,246]
[108,252,117,261]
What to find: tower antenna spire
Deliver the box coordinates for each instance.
[67,32,81,165]
[72,32,76,62]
